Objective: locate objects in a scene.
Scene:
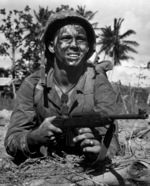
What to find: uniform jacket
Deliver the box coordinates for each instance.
[4,64,119,163]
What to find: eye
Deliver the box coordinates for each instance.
[76,36,87,43]
[60,35,72,41]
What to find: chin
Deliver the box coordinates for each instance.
[67,59,83,67]
[66,62,78,67]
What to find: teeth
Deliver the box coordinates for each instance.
[68,54,78,57]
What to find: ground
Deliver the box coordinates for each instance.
[0,109,11,158]
[0,109,150,186]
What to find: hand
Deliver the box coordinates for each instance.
[28,116,63,148]
[73,128,101,161]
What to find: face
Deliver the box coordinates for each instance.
[50,24,89,67]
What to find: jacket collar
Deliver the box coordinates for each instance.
[46,67,87,94]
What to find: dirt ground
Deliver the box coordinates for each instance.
[0,110,12,159]
[0,109,150,186]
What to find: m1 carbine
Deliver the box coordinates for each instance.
[53,109,148,129]
[52,109,148,160]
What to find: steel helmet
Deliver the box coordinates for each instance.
[42,9,96,60]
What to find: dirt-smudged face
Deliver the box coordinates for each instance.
[52,24,89,67]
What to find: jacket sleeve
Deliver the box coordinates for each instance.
[4,77,40,162]
[93,72,120,159]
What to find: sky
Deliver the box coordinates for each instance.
[0,0,150,87]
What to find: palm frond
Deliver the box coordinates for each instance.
[114,18,124,33]
[122,40,139,47]
[121,44,138,54]
[87,10,98,20]
[120,30,136,39]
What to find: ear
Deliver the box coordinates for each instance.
[48,42,55,53]
[86,46,89,53]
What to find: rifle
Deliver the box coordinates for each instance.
[53,109,148,129]
[52,109,148,160]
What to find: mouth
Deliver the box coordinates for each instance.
[67,53,80,59]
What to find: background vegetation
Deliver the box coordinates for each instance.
[0,5,139,82]
[0,4,149,114]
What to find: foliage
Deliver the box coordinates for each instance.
[98,18,139,65]
[0,6,52,81]
[0,67,10,77]
[0,97,14,110]
[0,5,139,87]
[112,82,150,114]
[76,6,99,32]
[0,5,99,83]
[21,6,54,73]
[0,6,34,79]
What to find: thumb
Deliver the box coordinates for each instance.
[46,116,62,133]
[46,116,57,122]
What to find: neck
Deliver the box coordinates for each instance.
[53,59,85,92]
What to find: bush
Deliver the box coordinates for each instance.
[0,97,15,110]
[112,82,150,114]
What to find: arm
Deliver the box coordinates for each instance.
[4,79,38,162]
[4,75,63,163]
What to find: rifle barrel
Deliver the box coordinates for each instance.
[71,112,148,120]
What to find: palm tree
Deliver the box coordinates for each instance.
[98,18,139,65]
[76,6,100,33]
[22,6,53,71]
[33,6,53,36]
[76,6,97,20]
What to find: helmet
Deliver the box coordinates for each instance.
[42,10,96,60]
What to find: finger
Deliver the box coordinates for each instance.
[83,145,101,153]
[80,139,99,148]
[80,139,94,148]
[47,131,55,140]
[48,124,62,133]
[45,116,57,122]
[45,116,62,133]
[45,134,57,146]
[78,128,92,134]
[73,133,94,143]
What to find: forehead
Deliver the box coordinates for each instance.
[57,24,87,35]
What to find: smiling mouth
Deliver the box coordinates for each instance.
[68,53,79,57]
[67,53,80,58]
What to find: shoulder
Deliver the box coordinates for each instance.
[95,60,113,73]
[24,70,41,89]
[84,63,112,88]
[85,63,111,85]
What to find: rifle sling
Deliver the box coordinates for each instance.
[97,123,115,160]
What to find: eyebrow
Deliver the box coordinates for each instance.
[59,25,86,35]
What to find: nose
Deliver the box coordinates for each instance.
[70,38,78,48]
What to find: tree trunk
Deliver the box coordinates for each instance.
[11,45,17,99]
[12,81,16,99]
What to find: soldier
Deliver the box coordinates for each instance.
[4,10,119,165]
